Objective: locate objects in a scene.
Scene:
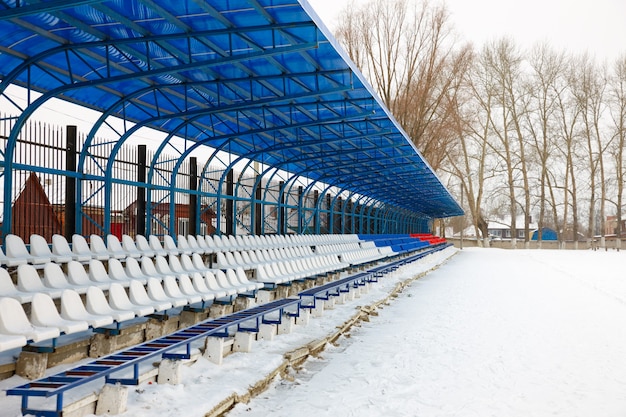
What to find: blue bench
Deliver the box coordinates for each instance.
[6,297,301,417]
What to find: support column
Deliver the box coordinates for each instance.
[65,125,77,239]
[255,175,262,235]
[279,181,285,235]
[226,170,234,235]
[313,190,319,234]
[189,157,198,236]
[136,145,147,237]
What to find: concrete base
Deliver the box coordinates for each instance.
[311,303,324,318]
[157,359,182,385]
[145,316,179,341]
[256,290,273,304]
[295,309,310,326]
[89,322,146,358]
[233,332,255,353]
[209,303,234,319]
[258,324,276,342]
[204,337,226,365]
[346,289,355,301]
[234,296,256,312]
[179,309,209,329]
[275,285,290,299]
[277,317,295,335]
[16,351,48,380]
[335,292,347,305]
[96,383,128,415]
[323,297,335,310]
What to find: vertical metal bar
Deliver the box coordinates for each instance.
[189,157,197,236]
[225,170,234,235]
[136,145,147,237]
[254,174,262,235]
[65,125,77,239]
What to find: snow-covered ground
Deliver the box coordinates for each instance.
[4,247,626,416]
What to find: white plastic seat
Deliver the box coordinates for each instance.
[178,273,214,302]
[0,247,9,267]
[121,234,142,258]
[146,277,188,308]
[163,235,180,256]
[191,253,208,272]
[87,259,118,288]
[206,271,237,296]
[180,253,206,274]
[134,234,156,258]
[5,234,36,266]
[43,262,87,294]
[129,280,172,312]
[141,256,172,280]
[17,264,63,299]
[163,276,202,304]
[185,235,203,254]
[0,267,33,303]
[31,293,89,335]
[108,283,154,317]
[89,234,113,260]
[30,234,66,264]
[0,331,27,352]
[148,235,168,257]
[215,269,242,295]
[235,267,264,291]
[194,235,211,254]
[191,273,225,299]
[107,258,137,286]
[225,268,254,293]
[154,255,182,279]
[73,234,102,261]
[67,261,109,291]
[203,235,219,252]
[60,289,114,328]
[167,254,191,277]
[53,234,90,263]
[176,235,193,256]
[85,286,135,322]
[0,297,60,342]
[124,257,151,284]
[105,235,127,260]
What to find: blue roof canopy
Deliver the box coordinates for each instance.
[0,0,463,220]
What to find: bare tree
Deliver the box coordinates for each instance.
[608,54,626,249]
[335,0,471,171]
[525,43,567,248]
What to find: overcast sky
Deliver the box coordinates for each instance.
[305,0,626,62]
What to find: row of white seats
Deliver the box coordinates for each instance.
[0,265,264,352]
[1,232,367,267]
[215,246,316,270]
[0,253,263,304]
[255,254,348,285]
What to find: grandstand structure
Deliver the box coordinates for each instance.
[0,1,462,416]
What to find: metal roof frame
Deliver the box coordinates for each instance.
[0,0,462,237]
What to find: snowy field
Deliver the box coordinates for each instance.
[227,248,626,417]
[3,247,626,416]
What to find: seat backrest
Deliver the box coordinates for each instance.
[30,292,63,325]
[148,235,167,256]
[89,234,109,256]
[191,253,206,271]
[5,234,32,263]
[121,234,141,257]
[214,269,232,289]
[163,235,180,255]
[141,256,160,277]
[30,234,52,263]
[106,235,126,259]
[43,262,72,289]
[0,297,32,334]
[66,261,90,286]
[135,234,155,257]
[176,235,192,254]
[154,255,174,275]
[52,234,73,257]
[17,264,47,292]
[108,258,131,282]
[168,254,186,274]
[72,234,94,259]
[125,257,147,279]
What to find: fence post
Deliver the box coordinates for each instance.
[136,145,146,237]
[64,125,77,240]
